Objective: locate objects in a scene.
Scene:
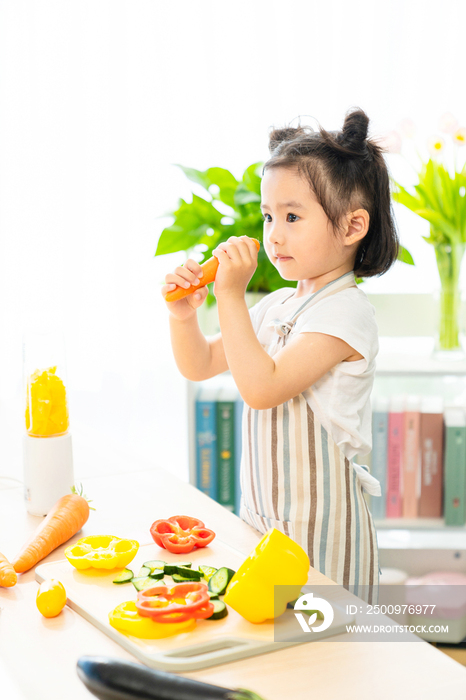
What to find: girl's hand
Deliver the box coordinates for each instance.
[162,259,209,320]
[212,236,258,300]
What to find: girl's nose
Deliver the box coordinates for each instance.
[266,222,285,246]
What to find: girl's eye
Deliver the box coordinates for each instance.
[287,213,299,222]
[262,213,272,222]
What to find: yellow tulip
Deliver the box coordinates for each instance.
[427,135,445,158]
[453,127,466,146]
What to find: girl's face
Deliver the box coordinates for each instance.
[260,166,355,294]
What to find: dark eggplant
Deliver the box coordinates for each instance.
[76,656,264,700]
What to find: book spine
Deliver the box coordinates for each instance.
[386,411,404,517]
[444,418,466,526]
[402,409,421,518]
[419,413,444,517]
[370,410,388,519]
[195,399,217,500]
[216,400,236,512]
[234,397,244,516]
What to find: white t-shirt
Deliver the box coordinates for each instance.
[249,284,379,461]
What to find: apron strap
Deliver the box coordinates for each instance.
[268,271,357,344]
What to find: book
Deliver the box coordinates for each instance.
[234,395,244,516]
[402,395,421,519]
[418,396,444,518]
[370,396,389,520]
[194,379,220,500]
[386,395,404,518]
[215,376,239,512]
[443,407,466,527]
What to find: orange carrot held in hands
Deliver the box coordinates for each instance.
[12,485,92,574]
[0,551,17,587]
[164,237,260,302]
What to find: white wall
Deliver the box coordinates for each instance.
[0,0,465,482]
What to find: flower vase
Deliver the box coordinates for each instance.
[433,241,466,361]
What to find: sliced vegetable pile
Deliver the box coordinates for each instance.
[110,558,236,633]
[150,515,215,554]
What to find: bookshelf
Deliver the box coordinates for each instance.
[371,335,466,532]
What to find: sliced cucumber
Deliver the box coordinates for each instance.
[206,600,228,620]
[176,561,192,568]
[208,567,236,596]
[149,568,165,580]
[172,573,196,584]
[131,576,158,592]
[138,566,152,578]
[175,566,202,580]
[208,591,220,600]
[163,563,178,576]
[112,568,133,584]
[198,565,217,582]
[143,559,166,572]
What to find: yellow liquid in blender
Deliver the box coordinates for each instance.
[25,366,69,437]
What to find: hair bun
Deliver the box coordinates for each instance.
[268,126,307,154]
[339,108,369,152]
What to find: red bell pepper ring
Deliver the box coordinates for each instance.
[136,582,213,623]
[150,515,215,553]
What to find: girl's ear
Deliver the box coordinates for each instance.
[342,209,370,246]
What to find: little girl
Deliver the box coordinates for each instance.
[162,108,398,603]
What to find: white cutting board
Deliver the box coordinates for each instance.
[35,539,354,671]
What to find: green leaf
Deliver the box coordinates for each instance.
[414,209,461,243]
[205,167,239,208]
[155,195,224,256]
[241,161,263,195]
[391,182,423,212]
[397,245,414,265]
[175,165,211,192]
[175,165,238,208]
[234,184,261,206]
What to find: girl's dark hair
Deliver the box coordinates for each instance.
[263,108,399,277]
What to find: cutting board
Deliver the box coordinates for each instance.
[35,539,354,671]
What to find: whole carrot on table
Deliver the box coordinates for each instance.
[12,485,92,574]
[164,237,260,302]
[0,551,17,587]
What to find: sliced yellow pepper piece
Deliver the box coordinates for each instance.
[26,366,69,437]
[223,528,310,623]
[109,601,196,638]
[64,535,139,570]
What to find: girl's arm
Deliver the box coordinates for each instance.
[169,315,228,381]
[214,237,361,410]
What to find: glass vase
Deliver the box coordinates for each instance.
[433,241,466,361]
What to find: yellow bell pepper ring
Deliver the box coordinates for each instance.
[64,535,139,570]
[109,601,196,639]
[223,528,310,624]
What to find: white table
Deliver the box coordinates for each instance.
[2,458,466,700]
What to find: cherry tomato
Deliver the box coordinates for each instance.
[36,579,67,618]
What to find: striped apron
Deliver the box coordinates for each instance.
[239,272,380,603]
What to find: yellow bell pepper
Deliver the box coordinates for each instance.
[64,535,139,570]
[223,528,310,624]
[109,601,196,639]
